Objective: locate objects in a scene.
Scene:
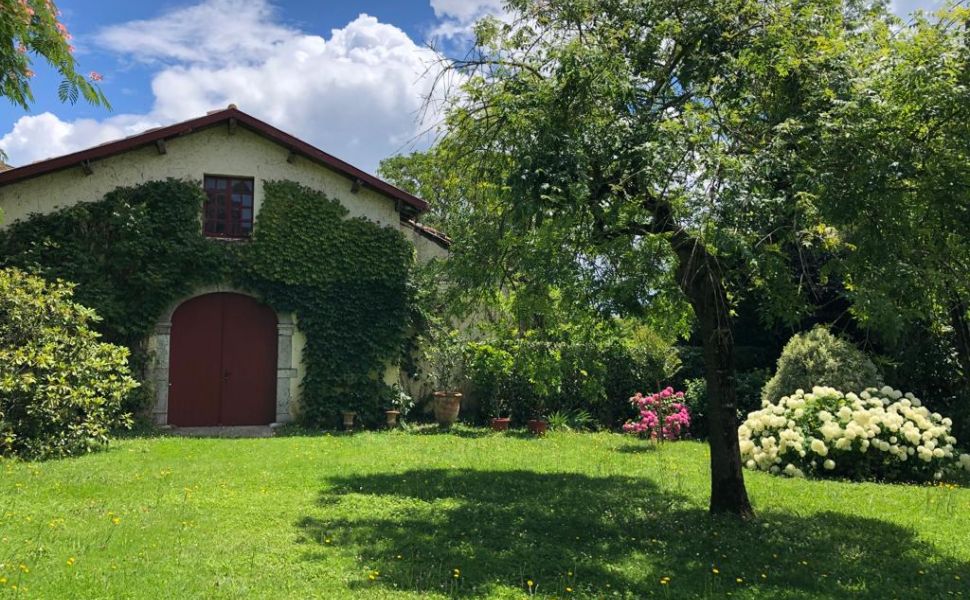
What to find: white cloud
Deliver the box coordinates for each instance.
[96,0,293,65]
[892,0,948,18]
[429,0,510,41]
[431,0,506,23]
[1,1,447,173]
[0,113,164,164]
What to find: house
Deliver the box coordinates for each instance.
[0,106,448,428]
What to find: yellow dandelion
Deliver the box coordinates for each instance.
[66,557,75,566]
[712,568,719,575]
[761,573,767,579]
[567,571,573,577]
[112,517,121,525]
[736,578,743,584]
[324,538,332,544]
[566,586,574,592]
[0,577,6,584]
[527,579,534,588]
[19,564,28,573]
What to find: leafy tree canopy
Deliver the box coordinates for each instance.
[383,0,969,516]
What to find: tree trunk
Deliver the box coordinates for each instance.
[674,240,754,518]
[949,298,970,390]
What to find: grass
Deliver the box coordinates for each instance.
[1,428,969,599]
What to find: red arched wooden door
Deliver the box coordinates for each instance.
[168,293,278,426]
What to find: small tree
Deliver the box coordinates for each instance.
[0,268,135,459]
[0,0,108,110]
[761,327,882,405]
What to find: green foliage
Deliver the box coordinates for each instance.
[0,268,136,459]
[804,9,970,344]
[464,321,678,427]
[546,408,594,432]
[423,329,465,392]
[0,179,230,414]
[682,369,771,439]
[762,327,882,405]
[881,322,970,445]
[238,180,413,428]
[0,179,414,428]
[0,0,108,116]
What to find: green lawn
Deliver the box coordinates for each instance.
[1,429,968,599]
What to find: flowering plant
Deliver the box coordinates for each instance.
[739,386,970,481]
[622,387,691,440]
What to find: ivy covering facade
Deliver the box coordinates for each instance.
[0,178,414,428]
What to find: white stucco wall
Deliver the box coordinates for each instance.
[0,123,449,422]
[0,125,400,228]
[405,227,450,264]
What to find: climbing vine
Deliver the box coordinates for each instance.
[238,180,413,427]
[0,178,415,427]
[0,179,229,413]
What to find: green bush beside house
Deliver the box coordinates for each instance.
[0,268,136,459]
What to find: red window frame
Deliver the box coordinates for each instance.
[203,175,254,239]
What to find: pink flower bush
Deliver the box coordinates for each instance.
[623,387,691,440]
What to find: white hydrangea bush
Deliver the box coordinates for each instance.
[739,386,970,481]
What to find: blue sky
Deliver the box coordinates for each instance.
[0,0,946,173]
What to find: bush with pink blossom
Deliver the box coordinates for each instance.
[622,387,691,440]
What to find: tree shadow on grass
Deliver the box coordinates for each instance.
[613,442,660,454]
[296,469,970,598]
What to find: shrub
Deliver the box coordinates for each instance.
[622,387,691,440]
[762,327,882,405]
[547,408,594,431]
[0,269,136,459]
[463,332,677,428]
[739,386,970,482]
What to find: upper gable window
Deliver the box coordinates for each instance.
[203,175,254,238]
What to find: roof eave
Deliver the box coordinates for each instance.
[0,107,429,215]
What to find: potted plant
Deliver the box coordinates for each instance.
[341,410,357,432]
[526,397,548,436]
[385,384,413,429]
[491,415,512,431]
[426,330,464,429]
[490,395,511,431]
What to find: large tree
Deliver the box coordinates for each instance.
[809,9,970,383]
[393,0,907,516]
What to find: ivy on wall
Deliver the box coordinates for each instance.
[238,180,413,427]
[0,178,415,427]
[0,180,229,412]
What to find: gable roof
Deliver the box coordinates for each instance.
[402,219,452,249]
[0,106,428,215]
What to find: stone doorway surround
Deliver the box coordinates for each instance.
[149,285,297,426]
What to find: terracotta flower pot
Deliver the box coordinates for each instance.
[341,410,356,432]
[527,419,548,436]
[433,392,462,428]
[385,409,401,429]
[490,417,511,432]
